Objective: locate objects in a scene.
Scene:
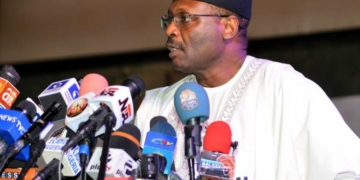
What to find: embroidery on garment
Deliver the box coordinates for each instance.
[167,58,267,179]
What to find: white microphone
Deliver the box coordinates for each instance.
[86,124,141,179]
[62,76,145,151]
[38,78,80,122]
[65,73,109,134]
[41,129,81,177]
[25,97,44,122]
[86,147,138,179]
[64,92,96,133]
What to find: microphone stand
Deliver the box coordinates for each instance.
[184,132,196,180]
[97,112,117,180]
[79,131,95,180]
[184,118,202,180]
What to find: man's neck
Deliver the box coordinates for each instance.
[194,54,247,87]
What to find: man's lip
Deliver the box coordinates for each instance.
[169,50,180,58]
[166,43,179,51]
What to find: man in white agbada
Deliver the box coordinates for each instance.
[135,0,360,179]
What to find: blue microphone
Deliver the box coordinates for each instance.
[143,120,177,175]
[0,100,37,160]
[174,82,210,179]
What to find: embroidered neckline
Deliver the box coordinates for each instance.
[167,58,266,179]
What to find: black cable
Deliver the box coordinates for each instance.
[0,155,11,174]
[17,139,45,180]
[97,112,116,180]
[188,158,195,180]
[81,165,87,180]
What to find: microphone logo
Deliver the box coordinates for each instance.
[99,87,119,96]
[179,89,199,111]
[119,98,132,122]
[66,98,88,117]
[46,80,68,90]
[151,138,174,146]
[68,83,80,99]
[216,154,235,178]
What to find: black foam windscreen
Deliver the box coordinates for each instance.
[0,65,20,85]
[14,100,37,122]
[149,116,167,129]
[150,121,176,137]
[110,124,141,159]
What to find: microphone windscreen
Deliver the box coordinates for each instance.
[150,122,176,137]
[174,82,209,125]
[13,100,37,122]
[0,64,20,85]
[79,73,109,96]
[121,75,145,100]
[203,121,232,154]
[149,116,167,129]
[110,124,141,159]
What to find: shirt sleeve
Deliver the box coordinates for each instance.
[268,65,360,180]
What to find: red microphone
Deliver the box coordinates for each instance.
[79,73,109,96]
[201,121,235,179]
[203,121,232,154]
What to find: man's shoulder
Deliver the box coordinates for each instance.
[249,56,304,81]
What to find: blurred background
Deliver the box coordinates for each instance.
[1,0,360,134]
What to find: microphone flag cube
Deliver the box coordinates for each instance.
[200,150,235,179]
[142,131,177,175]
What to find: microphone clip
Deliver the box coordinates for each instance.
[231,141,238,154]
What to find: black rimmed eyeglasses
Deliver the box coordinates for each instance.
[160,12,231,30]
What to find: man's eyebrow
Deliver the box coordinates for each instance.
[168,8,189,15]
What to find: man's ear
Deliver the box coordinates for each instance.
[223,16,239,40]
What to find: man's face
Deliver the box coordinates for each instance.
[165,0,225,74]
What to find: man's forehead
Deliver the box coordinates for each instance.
[168,0,207,14]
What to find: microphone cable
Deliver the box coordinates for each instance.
[97,111,117,180]
[58,151,65,180]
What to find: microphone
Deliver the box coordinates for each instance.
[142,120,177,175]
[40,73,108,178]
[203,121,232,154]
[25,98,44,122]
[62,75,145,151]
[38,78,80,122]
[86,124,140,179]
[65,73,109,134]
[0,65,20,109]
[149,116,167,129]
[174,82,209,179]
[32,158,62,180]
[0,100,37,160]
[5,102,61,161]
[140,153,167,179]
[200,121,235,179]
[41,135,81,177]
[16,138,46,180]
[79,73,109,96]
[68,74,109,179]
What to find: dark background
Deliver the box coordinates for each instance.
[11,28,360,110]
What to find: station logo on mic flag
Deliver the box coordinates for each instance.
[0,78,19,109]
[0,108,32,160]
[66,97,89,117]
[179,89,199,111]
[45,79,69,91]
[67,83,80,100]
[143,131,177,175]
